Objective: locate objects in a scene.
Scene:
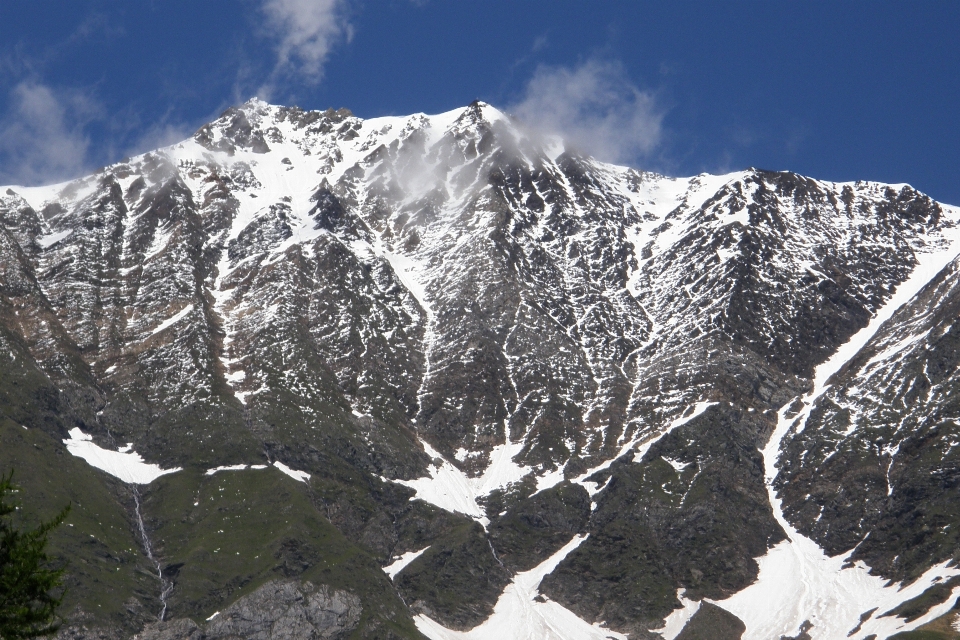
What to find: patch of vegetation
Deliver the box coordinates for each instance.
[128,398,263,470]
[0,469,69,639]
[0,422,157,635]
[143,467,423,639]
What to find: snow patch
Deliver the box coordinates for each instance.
[715,245,737,263]
[37,229,72,248]
[661,456,690,473]
[534,467,565,494]
[653,590,701,640]
[205,464,250,476]
[148,304,194,337]
[64,428,180,484]
[273,460,310,483]
[6,180,73,212]
[383,546,429,580]
[391,439,530,522]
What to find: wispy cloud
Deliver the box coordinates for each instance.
[113,95,213,160]
[509,58,664,166]
[0,81,101,186]
[259,0,352,95]
[0,79,202,187]
[0,12,122,80]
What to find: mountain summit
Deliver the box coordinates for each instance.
[2,99,960,639]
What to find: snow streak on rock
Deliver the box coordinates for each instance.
[713,226,960,640]
[383,546,430,580]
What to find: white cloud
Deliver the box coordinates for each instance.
[261,0,351,86]
[509,59,664,165]
[0,81,100,186]
[124,119,196,158]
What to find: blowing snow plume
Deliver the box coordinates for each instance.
[509,58,663,165]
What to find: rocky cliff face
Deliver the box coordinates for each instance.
[778,251,960,581]
[1,98,959,639]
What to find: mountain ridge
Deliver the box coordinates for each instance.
[2,98,960,639]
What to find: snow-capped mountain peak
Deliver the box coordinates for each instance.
[2,100,960,640]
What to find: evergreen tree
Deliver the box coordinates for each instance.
[0,471,69,639]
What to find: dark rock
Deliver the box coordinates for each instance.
[488,481,590,572]
[675,602,745,640]
[780,620,813,640]
[395,522,511,630]
[204,580,361,640]
[4,98,957,638]
[134,618,202,640]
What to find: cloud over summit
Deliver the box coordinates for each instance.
[509,59,664,166]
[261,0,352,86]
[0,81,98,186]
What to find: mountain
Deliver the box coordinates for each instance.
[1,98,959,640]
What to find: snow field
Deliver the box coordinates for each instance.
[391,439,529,523]
[63,428,181,484]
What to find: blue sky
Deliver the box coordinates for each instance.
[1,2,958,205]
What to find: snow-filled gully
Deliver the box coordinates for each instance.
[415,535,626,640]
[709,226,960,640]
[392,399,722,530]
